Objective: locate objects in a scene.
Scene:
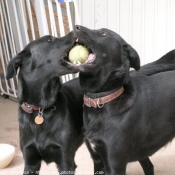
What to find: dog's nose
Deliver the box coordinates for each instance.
[75,25,81,31]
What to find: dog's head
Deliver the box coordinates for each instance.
[6,32,78,107]
[75,25,140,69]
[63,25,140,92]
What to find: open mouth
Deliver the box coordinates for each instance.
[62,38,96,66]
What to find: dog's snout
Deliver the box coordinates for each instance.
[75,25,81,31]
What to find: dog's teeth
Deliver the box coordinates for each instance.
[76,38,79,42]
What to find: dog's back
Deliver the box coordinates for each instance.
[124,71,175,161]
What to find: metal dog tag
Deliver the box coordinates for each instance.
[35,116,44,125]
[35,108,44,125]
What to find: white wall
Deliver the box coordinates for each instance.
[77,0,175,65]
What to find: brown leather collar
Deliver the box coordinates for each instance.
[84,87,124,108]
[21,102,39,114]
[21,102,56,114]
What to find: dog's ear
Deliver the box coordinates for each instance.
[122,44,140,70]
[6,51,28,80]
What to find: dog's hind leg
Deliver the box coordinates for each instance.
[139,158,154,175]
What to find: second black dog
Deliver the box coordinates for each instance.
[6,33,83,175]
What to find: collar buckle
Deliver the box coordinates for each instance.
[88,98,91,107]
[21,102,33,113]
[21,102,39,114]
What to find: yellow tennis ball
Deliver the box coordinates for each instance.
[69,45,89,64]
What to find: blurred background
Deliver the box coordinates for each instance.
[1,0,175,97]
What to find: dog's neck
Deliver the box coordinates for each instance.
[79,63,130,94]
[84,80,135,113]
[80,69,135,112]
[80,73,127,95]
[85,86,123,99]
[83,79,124,108]
[84,87,124,108]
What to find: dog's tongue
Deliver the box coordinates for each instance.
[85,53,95,63]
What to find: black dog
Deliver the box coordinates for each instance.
[6,33,83,175]
[62,25,175,175]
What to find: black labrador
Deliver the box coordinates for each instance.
[6,32,83,175]
[62,25,175,175]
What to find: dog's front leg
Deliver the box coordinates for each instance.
[56,154,76,175]
[85,140,105,175]
[23,162,41,175]
[22,146,42,175]
[91,151,105,175]
[104,163,126,175]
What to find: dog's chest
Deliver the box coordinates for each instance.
[83,109,110,152]
[20,111,71,146]
[83,107,130,153]
[89,141,96,152]
[22,125,68,163]
[83,109,104,135]
[40,145,62,163]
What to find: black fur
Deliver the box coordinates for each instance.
[6,33,83,175]
[64,25,175,175]
[131,50,175,76]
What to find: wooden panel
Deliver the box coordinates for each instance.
[78,0,175,65]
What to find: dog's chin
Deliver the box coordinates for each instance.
[66,64,79,74]
[78,54,97,71]
[78,63,96,73]
[61,57,96,73]
[60,59,80,74]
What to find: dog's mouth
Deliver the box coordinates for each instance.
[62,38,96,67]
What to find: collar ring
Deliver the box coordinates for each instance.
[38,108,44,116]
[97,98,104,108]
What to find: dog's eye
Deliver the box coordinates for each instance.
[100,31,107,36]
[47,37,53,42]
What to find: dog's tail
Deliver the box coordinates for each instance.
[131,49,175,76]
